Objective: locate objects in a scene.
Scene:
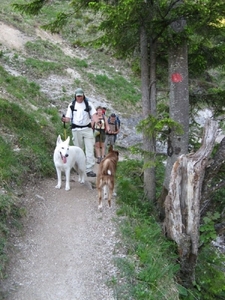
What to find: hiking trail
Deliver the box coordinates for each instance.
[1,168,121,300]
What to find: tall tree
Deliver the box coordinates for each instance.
[140,25,155,200]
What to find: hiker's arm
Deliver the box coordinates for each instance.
[105,119,110,132]
[115,127,120,134]
[91,113,99,124]
[91,119,95,129]
[61,116,71,123]
[111,128,119,134]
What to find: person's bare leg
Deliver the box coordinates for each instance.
[95,142,101,163]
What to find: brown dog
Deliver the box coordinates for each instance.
[96,145,119,210]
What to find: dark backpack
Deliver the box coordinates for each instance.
[116,116,120,128]
[70,97,91,121]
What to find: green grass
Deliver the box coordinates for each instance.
[113,159,180,299]
[25,40,67,60]
[0,99,57,184]
[24,58,65,77]
[0,65,46,106]
[87,73,141,110]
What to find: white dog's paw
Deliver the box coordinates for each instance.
[78,176,85,184]
[79,180,85,184]
[98,204,103,211]
[65,186,70,191]
[55,185,61,189]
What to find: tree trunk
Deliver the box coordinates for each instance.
[140,26,156,201]
[164,38,189,190]
[159,11,189,218]
[164,119,218,287]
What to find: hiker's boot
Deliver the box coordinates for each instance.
[86,171,96,177]
[96,157,101,164]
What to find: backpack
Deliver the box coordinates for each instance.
[116,116,120,128]
[70,96,91,121]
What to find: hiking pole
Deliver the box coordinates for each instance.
[62,114,67,140]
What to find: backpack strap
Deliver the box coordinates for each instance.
[70,97,91,123]
[94,115,106,130]
[83,98,91,119]
[70,99,76,125]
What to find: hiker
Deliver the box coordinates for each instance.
[105,113,120,153]
[93,106,109,164]
[62,88,99,177]
[102,107,107,115]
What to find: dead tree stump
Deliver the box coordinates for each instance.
[164,119,218,287]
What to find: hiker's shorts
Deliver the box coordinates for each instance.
[95,131,106,143]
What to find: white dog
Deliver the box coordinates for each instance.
[53,135,86,190]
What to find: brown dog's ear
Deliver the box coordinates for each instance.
[108,145,113,152]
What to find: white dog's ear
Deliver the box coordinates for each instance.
[66,136,70,144]
[56,135,62,145]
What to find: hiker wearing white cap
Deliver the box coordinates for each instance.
[62,88,99,177]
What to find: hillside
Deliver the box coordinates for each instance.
[0,19,142,149]
[0,19,124,300]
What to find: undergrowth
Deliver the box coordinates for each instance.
[114,159,225,299]
[113,159,180,299]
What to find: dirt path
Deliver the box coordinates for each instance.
[0,168,120,300]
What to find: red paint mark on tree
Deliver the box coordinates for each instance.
[172,73,183,83]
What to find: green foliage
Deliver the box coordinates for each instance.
[193,246,225,300]
[136,115,184,141]
[211,185,225,214]
[200,212,220,245]
[42,12,70,33]
[12,0,46,16]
